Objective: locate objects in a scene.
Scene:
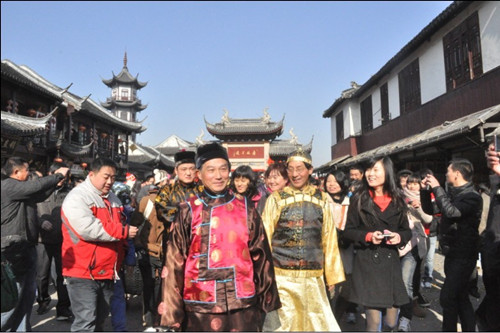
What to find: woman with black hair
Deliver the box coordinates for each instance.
[342,156,412,331]
[230,165,267,214]
[324,170,358,325]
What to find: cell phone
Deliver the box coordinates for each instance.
[383,233,392,238]
[495,135,499,153]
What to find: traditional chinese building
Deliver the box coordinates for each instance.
[204,109,313,172]
[1,59,145,177]
[101,52,147,142]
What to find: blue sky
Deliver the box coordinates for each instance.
[1,1,452,167]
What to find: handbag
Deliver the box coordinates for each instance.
[123,263,143,296]
[1,258,19,313]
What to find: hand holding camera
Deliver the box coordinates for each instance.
[423,174,440,190]
[486,139,500,176]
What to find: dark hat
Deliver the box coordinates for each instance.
[397,169,412,178]
[195,142,230,169]
[174,150,196,166]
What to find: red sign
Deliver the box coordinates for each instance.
[228,146,264,159]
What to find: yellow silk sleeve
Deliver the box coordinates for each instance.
[321,193,345,287]
[260,192,282,252]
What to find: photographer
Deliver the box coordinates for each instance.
[422,158,482,332]
[1,157,69,331]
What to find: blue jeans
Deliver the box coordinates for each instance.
[1,245,37,332]
[65,277,114,332]
[423,235,437,283]
[399,250,417,320]
[111,270,127,331]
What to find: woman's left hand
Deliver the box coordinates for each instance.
[384,229,401,245]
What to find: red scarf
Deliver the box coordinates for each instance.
[370,190,392,212]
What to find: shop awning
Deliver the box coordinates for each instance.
[336,104,500,168]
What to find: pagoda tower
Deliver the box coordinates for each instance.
[101,52,147,142]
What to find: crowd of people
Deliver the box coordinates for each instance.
[1,137,499,332]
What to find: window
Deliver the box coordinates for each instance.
[360,95,373,133]
[443,11,482,91]
[336,111,344,142]
[380,83,390,124]
[121,89,129,101]
[398,58,421,114]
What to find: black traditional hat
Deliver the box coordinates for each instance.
[174,150,196,166]
[195,142,230,169]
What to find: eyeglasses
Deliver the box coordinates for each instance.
[287,167,306,174]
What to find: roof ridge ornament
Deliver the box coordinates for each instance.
[221,108,229,125]
[123,51,128,68]
[196,129,205,146]
[263,107,271,123]
[289,127,298,145]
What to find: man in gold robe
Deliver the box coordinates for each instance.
[261,148,345,331]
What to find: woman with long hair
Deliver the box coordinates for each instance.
[324,170,358,325]
[230,165,267,213]
[342,157,412,331]
[397,172,433,331]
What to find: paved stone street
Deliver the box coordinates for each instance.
[30,250,485,332]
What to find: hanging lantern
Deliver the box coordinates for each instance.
[81,162,88,169]
[54,150,63,163]
[79,124,86,132]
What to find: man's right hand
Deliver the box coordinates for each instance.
[128,225,138,239]
[41,220,53,231]
[55,167,70,177]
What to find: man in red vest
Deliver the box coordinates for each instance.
[158,143,281,331]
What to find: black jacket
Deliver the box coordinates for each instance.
[37,185,71,244]
[423,182,482,259]
[481,174,500,264]
[342,195,412,308]
[1,174,63,249]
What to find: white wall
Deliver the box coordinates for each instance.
[330,115,337,145]
[348,102,361,136]
[479,1,500,72]
[388,76,400,120]
[371,89,382,128]
[420,41,447,104]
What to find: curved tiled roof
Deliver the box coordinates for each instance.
[1,59,146,133]
[80,98,146,133]
[102,66,147,89]
[128,142,175,168]
[2,60,63,101]
[1,110,53,137]
[60,140,94,157]
[269,136,313,157]
[100,98,148,111]
[335,104,500,169]
[205,114,285,139]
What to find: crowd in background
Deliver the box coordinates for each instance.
[1,137,499,332]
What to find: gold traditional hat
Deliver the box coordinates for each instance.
[286,147,312,165]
